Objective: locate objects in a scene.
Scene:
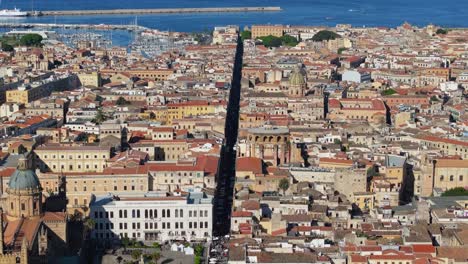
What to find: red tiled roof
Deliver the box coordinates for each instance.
[232,211,252,217]
[271,228,287,236]
[419,135,468,147]
[412,244,436,254]
[236,157,263,174]
[350,254,367,263]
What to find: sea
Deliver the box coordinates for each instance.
[0,0,467,46]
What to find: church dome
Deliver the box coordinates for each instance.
[8,155,41,191]
[289,66,305,86]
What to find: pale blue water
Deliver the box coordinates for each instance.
[0,0,466,46]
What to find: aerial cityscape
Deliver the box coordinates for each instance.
[0,1,466,264]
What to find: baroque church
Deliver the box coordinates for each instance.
[281,65,307,97]
[0,154,68,264]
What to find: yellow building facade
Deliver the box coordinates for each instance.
[34,145,110,173]
[251,25,284,39]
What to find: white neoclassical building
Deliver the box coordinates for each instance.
[89,191,212,243]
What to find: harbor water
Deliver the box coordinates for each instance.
[0,0,467,46]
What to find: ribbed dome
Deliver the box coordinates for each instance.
[289,67,305,86]
[8,169,41,190]
[8,156,41,191]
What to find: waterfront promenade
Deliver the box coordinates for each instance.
[34,6,281,16]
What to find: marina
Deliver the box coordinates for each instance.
[0,22,146,31]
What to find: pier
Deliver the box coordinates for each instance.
[33,6,282,16]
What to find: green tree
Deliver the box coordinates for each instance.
[151,252,161,262]
[257,35,282,48]
[121,237,130,251]
[241,30,252,41]
[381,88,397,96]
[19,33,43,47]
[441,187,468,197]
[83,218,95,230]
[280,35,298,46]
[1,42,13,52]
[116,96,130,105]
[337,47,348,54]
[131,249,142,260]
[278,178,290,195]
[194,244,204,256]
[194,255,202,264]
[93,108,107,124]
[152,242,161,249]
[311,30,341,42]
[436,28,448,35]
[430,95,439,102]
[95,95,104,103]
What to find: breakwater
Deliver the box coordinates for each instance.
[33,6,282,16]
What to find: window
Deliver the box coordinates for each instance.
[460,175,464,181]
[440,175,444,181]
[450,175,454,181]
[21,203,25,211]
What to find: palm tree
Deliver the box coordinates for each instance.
[151,252,161,263]
[83,218,95,231]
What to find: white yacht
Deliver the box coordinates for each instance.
[0,8,28,17]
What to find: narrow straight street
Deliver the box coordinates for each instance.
[213,35,243,237]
